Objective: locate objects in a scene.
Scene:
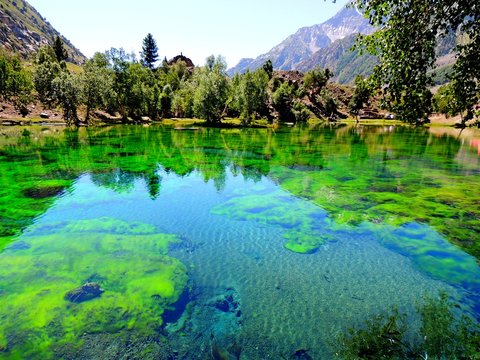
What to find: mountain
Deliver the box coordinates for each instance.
[228,6,373,76]
[0,0,85,63]
[296,34,378,84]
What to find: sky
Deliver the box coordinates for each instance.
[27,0,349,68]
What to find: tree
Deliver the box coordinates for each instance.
[0,52,33,101]
[352,0,479,125]
[272,81,295,122]
[52,72,81,126]
[348,75,372,121]
[125,63,156,119]
[262,59,273,79]
[53,36,68,63]
[0,51,33,115]
[303,67,331,93]
[34,47,62,107]
[231,69,269,125]
[141,33,159,70]
[106,48,135,118]
[171,79,195,118]
[193,55,229,124]
[80,53,114,121]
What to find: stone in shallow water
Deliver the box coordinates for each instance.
[65,282,104,303]
[23,185,64,199]
[292,349,313,360]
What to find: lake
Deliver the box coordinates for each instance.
[0,124,479,359]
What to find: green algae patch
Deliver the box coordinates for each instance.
[212,190,333,254]
[283,230,336,254]
[366,222,480,289]
[0,217,188,358]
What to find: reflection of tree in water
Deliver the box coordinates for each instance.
[91,169,163,200]
[91,170,136,193]
[145,172,162,200]
[1,125,478,257]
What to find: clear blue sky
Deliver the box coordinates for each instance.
[28,0,349,67]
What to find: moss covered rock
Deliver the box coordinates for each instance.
[0,217,188,358]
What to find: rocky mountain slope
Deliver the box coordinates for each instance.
[296,34,378,84]
[228,6,373,77]
[0,0,85,63]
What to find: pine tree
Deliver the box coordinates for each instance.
[53,36,68,63]
[141,33,159,70]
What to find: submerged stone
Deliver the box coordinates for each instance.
[23,185,64,199]
[65,282,104,303]
[292,349,313,360]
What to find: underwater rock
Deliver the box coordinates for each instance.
[292,349,313,360]
[23,185,64,199]
[65,282,104,303]
[212,289,241,317]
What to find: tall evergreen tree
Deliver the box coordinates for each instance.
[141,33,159,70]
[53,36,68,63]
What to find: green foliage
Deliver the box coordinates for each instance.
[353,0,479,125]
[303,67,331,92]
[34,48,62,106]
[126,63,156,118]
[323,91,338,119]
[36,46,57,66]
[230,68,269,125]
[80,52,114,121]
[105,48,139,119]
[433,83,461,118]
[171,79,195,118]
[292,101,310,123]
[160,83,173,118]
[262,59,273,79]
[348,75,372,119]
[431,64,454,86]
[53,35,68,63]
[52,72,81,126]
[193,55,229,124]
[272,81,295,121]
[141,33,159,70]
[0,50,33,105]
[337,293,480,359]
[449,14,480,127]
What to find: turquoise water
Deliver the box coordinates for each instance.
[0,125,479,358]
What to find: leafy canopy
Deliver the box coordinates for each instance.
[352,0,480,125]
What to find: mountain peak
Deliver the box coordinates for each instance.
[227,5,372,76]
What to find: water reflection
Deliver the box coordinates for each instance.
[1,124,479,251]
[0,124,479,358]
